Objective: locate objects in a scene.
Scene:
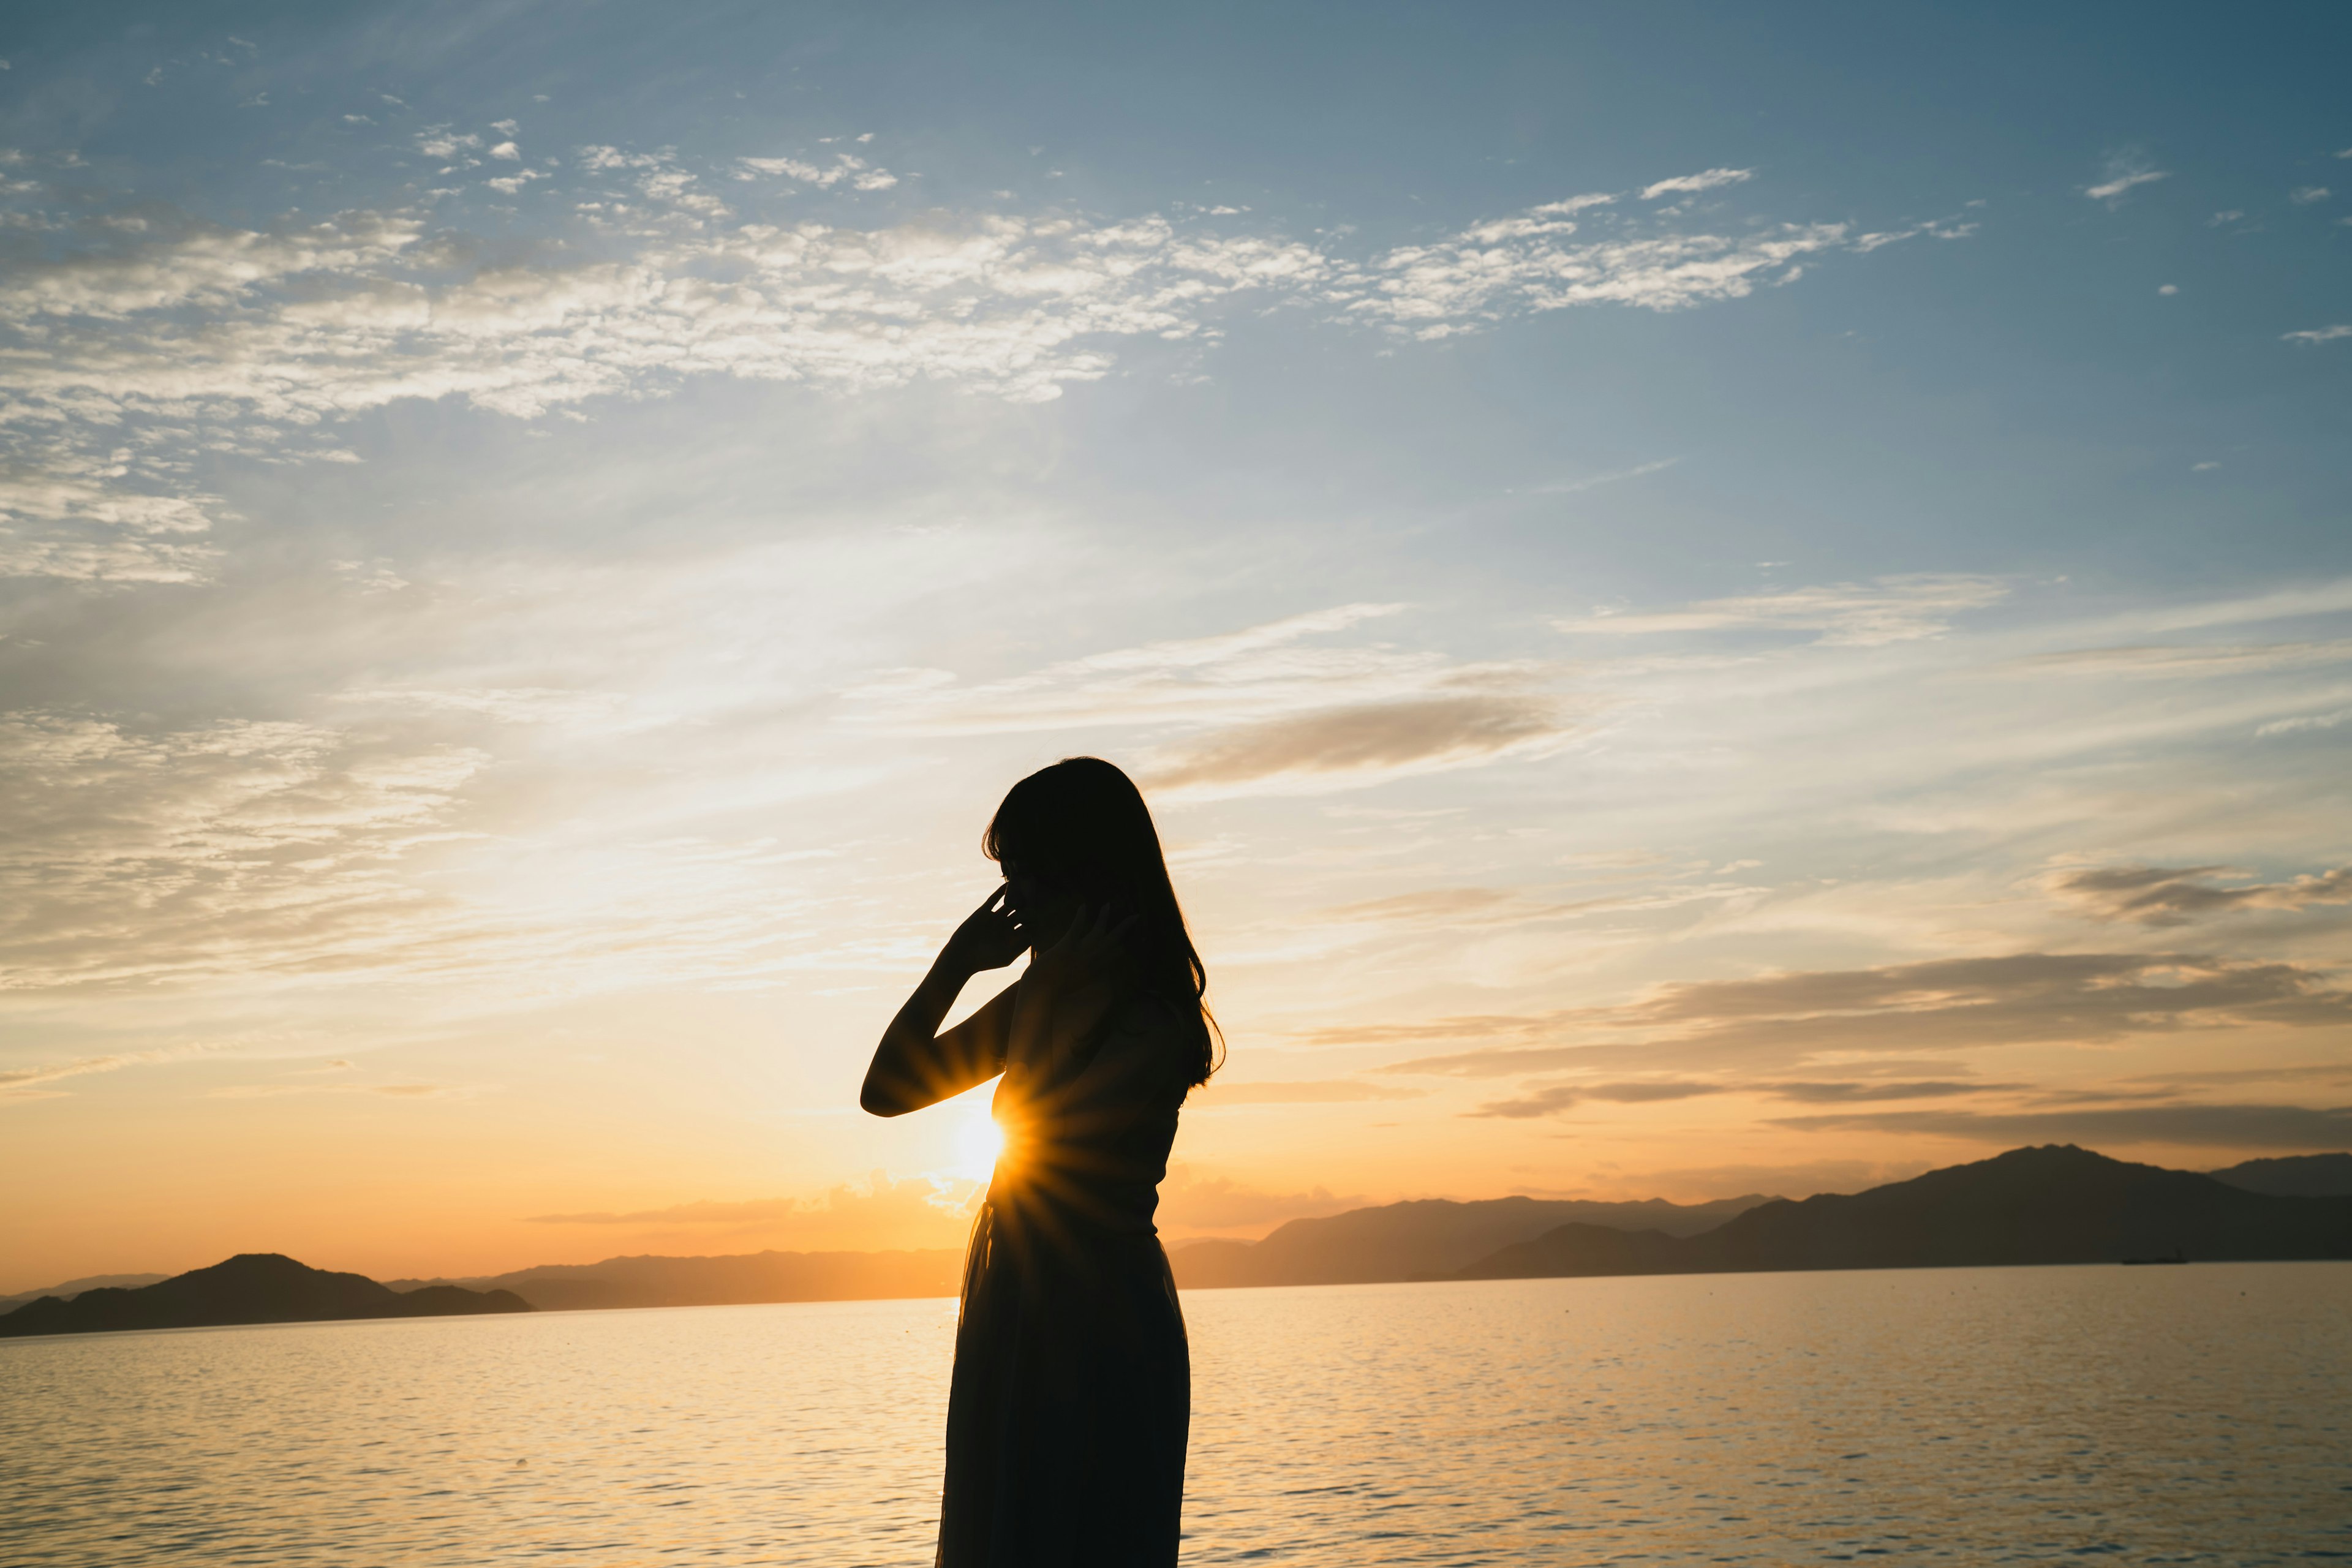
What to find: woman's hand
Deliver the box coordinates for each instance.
[943,889,1028,974]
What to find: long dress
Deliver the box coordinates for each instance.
[935,990,1194,1568]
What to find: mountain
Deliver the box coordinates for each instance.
[0,1254,532,1339]
[1167,1193,1773,1289]
[2207,1152,2352,1197]
[1461,1145,2352,1280]
[0,1273,169,1315]
[386,1248,965,1311]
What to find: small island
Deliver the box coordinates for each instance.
[0,1253,532,1339]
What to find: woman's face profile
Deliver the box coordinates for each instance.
[999,858,1082,951]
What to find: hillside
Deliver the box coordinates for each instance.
[0,1254,532,1338]
[2208,1152,2352,1197]
[0,1273,169,1316]
[1168,1193,1771,1289]
[386,1247,965,1311]
[1462,1145,2352,1279]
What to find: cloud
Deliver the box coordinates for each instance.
[737,153,899,190]
[0,163,1956,581]
[2283,324,2352,344]
[848,603,1577,796]
[1144,693,1571,796]
[0,1047,209,1098]
[1640,168,1754,200]
[2049,864,2352,926]
[1771,1102,2352,1152]
[2257,707,2352,737]
[1472,1079,1725,1118]
[2086,156,2168,204]
[2007,640,2352,677]
[2289,186,2330,205]
[0,711,489,989]
[1191,1079,1425,1105]
[1365,951,2352,1076]
[1558,574,2008,646]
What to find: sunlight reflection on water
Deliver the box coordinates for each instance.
[2,1262,2346,1564]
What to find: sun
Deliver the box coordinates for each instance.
[950,1102,1006,1183]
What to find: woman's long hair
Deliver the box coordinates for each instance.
[984,756,1221,1086]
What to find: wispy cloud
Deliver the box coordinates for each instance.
[0,713,489,990]
[1364,951,2352,1077]
[1640,168,1754,200]
[0,160,1964,584]
[2048,864,2352,926]
[2283,324,2352,345]
[2007,641,2352,677]
[2086,154,2168,205]
[1558,574,2008,646]
[1144,692,1572,797]
[848,603,1579,796]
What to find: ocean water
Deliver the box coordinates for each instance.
[2,1263,2346,1566]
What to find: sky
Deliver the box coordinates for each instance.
[2,1,2348,1292]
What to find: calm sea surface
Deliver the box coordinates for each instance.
[2,1263,2346,1565]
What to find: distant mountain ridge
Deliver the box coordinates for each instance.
[0,1272,168,1316]
[1167,1193,1772,1289]
[2206,1152,2352,1197]
[14,1147,2348,1338]
[1460,1145,2352,1280]
[386,1247,965,1311]
[0,1254,532,1339]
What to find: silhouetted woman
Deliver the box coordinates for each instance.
[861,757,1218,1568]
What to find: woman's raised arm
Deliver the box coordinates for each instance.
[860,892,1026,1117]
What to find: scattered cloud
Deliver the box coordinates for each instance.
[1559,574,2007,646]
[2085,155,2168,205]
[2005,639,2352,677]
[0,163,1962,582]
[0,711,488,989]
[1145,692,1571,796]
[2257,707,2352,737]
[1364,951,2352,1076]
[1472,1079,1725,1118]
[737,153,899,190]
[2049,864,2352,926]
[848,603,1578,796]
[2283,324,2352,344]
[2289,186,2330,205]
[1640,167,1754,200]
[1772,1102,2352,1151]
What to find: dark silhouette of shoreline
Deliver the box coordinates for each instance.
[386,1248,967,1312]
[1169,1193,1772,1287]
[1458,1146,2352,1280]
[6,1148,2346,1339]
[0,1254,530,1339]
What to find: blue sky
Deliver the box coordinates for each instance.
[2,2,2348,1287]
